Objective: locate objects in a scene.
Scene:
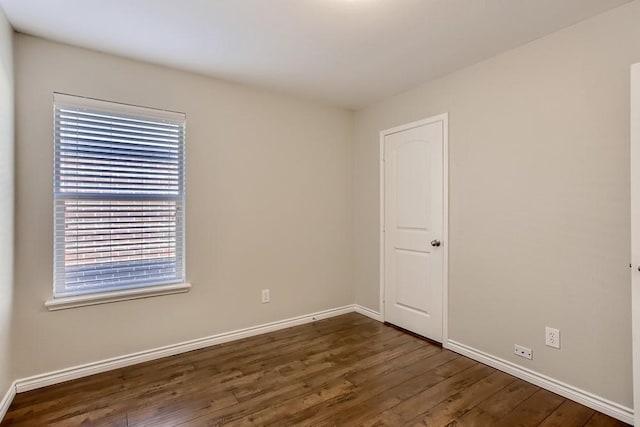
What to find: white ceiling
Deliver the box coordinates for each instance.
[0,0,630,109]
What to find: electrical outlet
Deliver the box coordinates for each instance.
[261,289,270,304]
[545,327,560,349]
[514,344,533,360]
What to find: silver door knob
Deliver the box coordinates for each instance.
[431,240,441,247]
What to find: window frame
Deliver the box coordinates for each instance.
[47,93,189,310]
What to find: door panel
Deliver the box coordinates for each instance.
[394,249,431,314]
[383,118,444,341]
[395,140,431,230]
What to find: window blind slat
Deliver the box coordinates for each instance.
[59,150,180,166]
[58,110,182,129]
[58,142,179,157]
[58,119,182,138]
[59,134,179,150]
[57,121,180,141]
[54,94,186,297]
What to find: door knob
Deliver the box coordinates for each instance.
[431,240,441,247]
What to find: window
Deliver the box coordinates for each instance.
[53,93,186,299]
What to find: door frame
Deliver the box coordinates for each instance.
[631,62,640,426]
[379,113,449,342]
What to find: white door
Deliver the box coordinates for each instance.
[382,115,446,342]
[631,62,640,427]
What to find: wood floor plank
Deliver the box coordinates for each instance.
[1,313,630,427]
[537,399,596,427]
[475,378,539,419]
[493,389,564,427]
[410,370,516,426]
[451,406,505,427]
[452,378,539,426]
[584,412,632,427]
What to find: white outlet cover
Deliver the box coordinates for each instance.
[545,327,560,349]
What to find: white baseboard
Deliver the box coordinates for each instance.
[445,339,634,425]
[15,305,356,393]
[354,304,382,321]
[0,381,16,422]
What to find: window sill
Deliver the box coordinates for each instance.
[44,282,192,311]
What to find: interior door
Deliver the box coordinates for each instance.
[631,62,640,427]
[383,116,445,342]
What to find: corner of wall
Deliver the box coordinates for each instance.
[0,2,15,420]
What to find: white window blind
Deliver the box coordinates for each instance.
[53,93,186,298]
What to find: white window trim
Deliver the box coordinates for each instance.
[45,282,191,311]
[50,93,187,306]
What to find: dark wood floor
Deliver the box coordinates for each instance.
[1,313,630,426]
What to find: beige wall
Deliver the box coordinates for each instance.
[0,6,13,397]
[12,34,353,379]
[354,1,640,407]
